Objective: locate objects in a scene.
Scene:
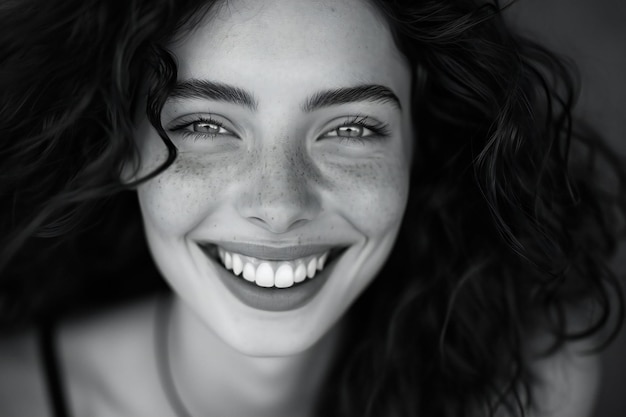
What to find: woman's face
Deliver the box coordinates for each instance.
[133,0,413,356]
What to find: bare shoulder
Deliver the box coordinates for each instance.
[0,295,162,417]
[57,295,168,415]
[527,338,601,417]
[57,295,159,386]
[0,328,51,417]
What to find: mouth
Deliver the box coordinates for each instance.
[198,242,347,311]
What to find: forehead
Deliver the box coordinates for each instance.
[169,0,410,95]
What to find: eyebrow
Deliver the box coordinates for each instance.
[167,80,401,112]
[301,84,402,112]
[168,79,258,110]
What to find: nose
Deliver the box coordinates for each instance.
[236,144,322,234]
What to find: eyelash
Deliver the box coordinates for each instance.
[331,116,390,141]
[169,117,230,140]
[167,115,391,142]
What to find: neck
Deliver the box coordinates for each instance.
[164,294,342,417]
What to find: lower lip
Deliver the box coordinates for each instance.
[202,248,339,312]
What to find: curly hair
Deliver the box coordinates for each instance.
[0,0,209,322]
[0,0,624,416]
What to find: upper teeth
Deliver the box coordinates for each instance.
[217,247,330,289]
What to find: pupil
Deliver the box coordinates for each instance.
[338,125,362,137]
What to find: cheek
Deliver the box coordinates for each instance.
[137,151,244,234]
[322,156,410,236]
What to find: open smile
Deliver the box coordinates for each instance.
[198,243,347,311]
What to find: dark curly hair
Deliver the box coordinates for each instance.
[0,0,624,416]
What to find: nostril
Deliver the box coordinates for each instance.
[246,214,311,234]
[247,216,265,226]
[288,219,309,229]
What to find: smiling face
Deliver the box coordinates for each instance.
[132,0,413,356]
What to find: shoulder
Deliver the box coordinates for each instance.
[60,295,159,367]
[57,295,169,415]
[0,295,164,417]
[525,338,600,417]
[0,328,51,417]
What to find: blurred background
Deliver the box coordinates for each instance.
[505,1,626,415]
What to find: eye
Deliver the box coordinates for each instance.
[168,116,237,140]
[323,124,371,138]
[319,116,390,142]
[189,120,230,135]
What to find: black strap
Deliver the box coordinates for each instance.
[38,322,70,417]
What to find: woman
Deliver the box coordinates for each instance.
[0,0,623,415]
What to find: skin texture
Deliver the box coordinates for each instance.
[132,0,413,358]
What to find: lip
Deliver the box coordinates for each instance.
[201,241,338,261]
[198,243,346,311]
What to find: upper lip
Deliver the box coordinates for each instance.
[199,241,342,261]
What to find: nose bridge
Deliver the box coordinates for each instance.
[238,138,320,233]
